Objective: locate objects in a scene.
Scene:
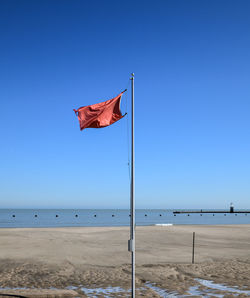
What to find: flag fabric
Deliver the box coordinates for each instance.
[73,90,126,131]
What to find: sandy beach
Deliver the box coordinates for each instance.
[0,225,250,297]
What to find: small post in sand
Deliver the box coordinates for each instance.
[192,232,195,264]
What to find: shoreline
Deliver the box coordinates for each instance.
[1,222,250,229]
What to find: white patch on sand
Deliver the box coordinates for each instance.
[188,284,224,297]
[2,280,250,298]
[81,286,129,297]
[195,278,250,295]
[145,282,179,297]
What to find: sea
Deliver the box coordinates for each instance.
[0,209,250,228]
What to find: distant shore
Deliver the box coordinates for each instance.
[0,225,250,297]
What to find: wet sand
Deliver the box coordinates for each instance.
[0,225,250,297]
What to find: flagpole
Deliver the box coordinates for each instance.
[129,72,135,297]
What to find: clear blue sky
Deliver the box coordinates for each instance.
[1,0,250,209]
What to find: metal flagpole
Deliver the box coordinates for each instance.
[128,73,135,297]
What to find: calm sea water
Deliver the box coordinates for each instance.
[0,209,250,228]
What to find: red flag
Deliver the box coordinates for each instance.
[74,90,126,131]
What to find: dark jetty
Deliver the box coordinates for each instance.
[173,203,250,214]
[173,210,250,214]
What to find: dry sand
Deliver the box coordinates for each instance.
[0,225,250,297]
